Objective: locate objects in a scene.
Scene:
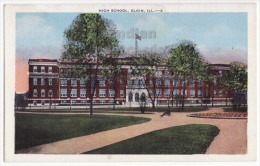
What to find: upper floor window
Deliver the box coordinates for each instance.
[33,78,37,85]
[156,80,162,86]
[198,80,203,86]
[33,89,38,97]
[71,79,77,87]
[164,89,170,97]
[120,90,124,97]
[99,89,106,97]
[190,80,195,87]
[219,90,223,97]
[48,78,52,86]
[60,89,67,97]
[48,67,52,73]
[173,80,179,86]
[48,90,53,97]
[80,89,86,97]
[181,89,187,96]
[156,89,162,97]
[41,89,45,97]
[164,80,170,87]
[61,79,67,86]
[109,89,115,97]
[71,89,77,97]
[190,90,195,97]
[173,89,178,96]
[182,81,186,87]
[80,80,86,87]
[41,78,45,85]
[120,79,124,85]
[99,80,106,87]
[41,66,45,73]
[33,66,37,73]
[198,89,202,97]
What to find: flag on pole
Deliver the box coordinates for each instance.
[135,34,141,40]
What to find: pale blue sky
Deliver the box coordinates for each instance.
[16,12,247,63]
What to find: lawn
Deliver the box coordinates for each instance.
[85,124,219,154]
[15,113,150,151]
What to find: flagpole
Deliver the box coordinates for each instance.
[135,36,137,56]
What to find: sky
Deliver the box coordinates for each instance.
[16,12,248,92]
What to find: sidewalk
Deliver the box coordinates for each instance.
[17,108,247,154]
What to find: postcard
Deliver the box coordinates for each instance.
[2,1,258,164]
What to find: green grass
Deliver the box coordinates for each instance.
[15,113,150,151]
[85,124,219,154]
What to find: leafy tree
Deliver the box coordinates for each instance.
[167,41,208,110]
[131,52,165,109]
[222,62,247,108]
[61,13,119,116]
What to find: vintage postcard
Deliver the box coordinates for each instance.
[2,1,259,164]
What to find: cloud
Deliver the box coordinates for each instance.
[198,45,247,64]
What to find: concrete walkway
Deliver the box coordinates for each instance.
[17,107,247,154]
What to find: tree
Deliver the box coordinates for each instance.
[131,52,165,109]
[222,63,247,109]
[61,13,119,116]
[167,41,209,110]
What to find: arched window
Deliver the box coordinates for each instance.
[141,93,146,102]
[135,93,139,102]
[128,93,133,102]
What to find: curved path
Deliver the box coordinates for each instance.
[17,107,247,154]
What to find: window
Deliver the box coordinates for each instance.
[99,80,106,87]
[156,80,162,86]
[61,100,67,104]
[182,81,186,87]
[120,79,124,85]
[99,89,106,97]
[48,78,52,86]
[156,89,162,97]
[173,80,178,86]
[41,89,45,97]
[173,89,178,96]
[164,89,170,97]
[93,100,96,104]
[48,90,53,97]
[190,80,195,87]
[109,100,114,104]
[93,90,96,97]
[81,100,86,104]
[205,90,209,97]
[213,78,217,86]
[198,89,202,97]
[41,100,45,105]
[48,67,52,73]
[71,79,77,87]
[140,80,145,85]
[149,80,153,86]
[214,90,217,96]
[33,66,37,72]
[198,80,203,86]
[128,93,133,102]
[134,80,139,85]
[60,89,67,97]
[109,89,115,97]
[120,90,124,97]
[72,100,77,104]
[61,79,67,86]
[41,78,45,85]
[181,89,187,96]
[219,90,223,97]
[80,89,86,97]
[71,89,77,97]
[33,101,37,105]
[41,66,45,73]
[164,80,170,87]
[190,90,195,97]
[100,100,106,104]
[33,78,37,85]
[135,93,139,102]
[80,80,86,87]
[33,89,37,97]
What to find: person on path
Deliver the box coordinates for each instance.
[160,106,171,117]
